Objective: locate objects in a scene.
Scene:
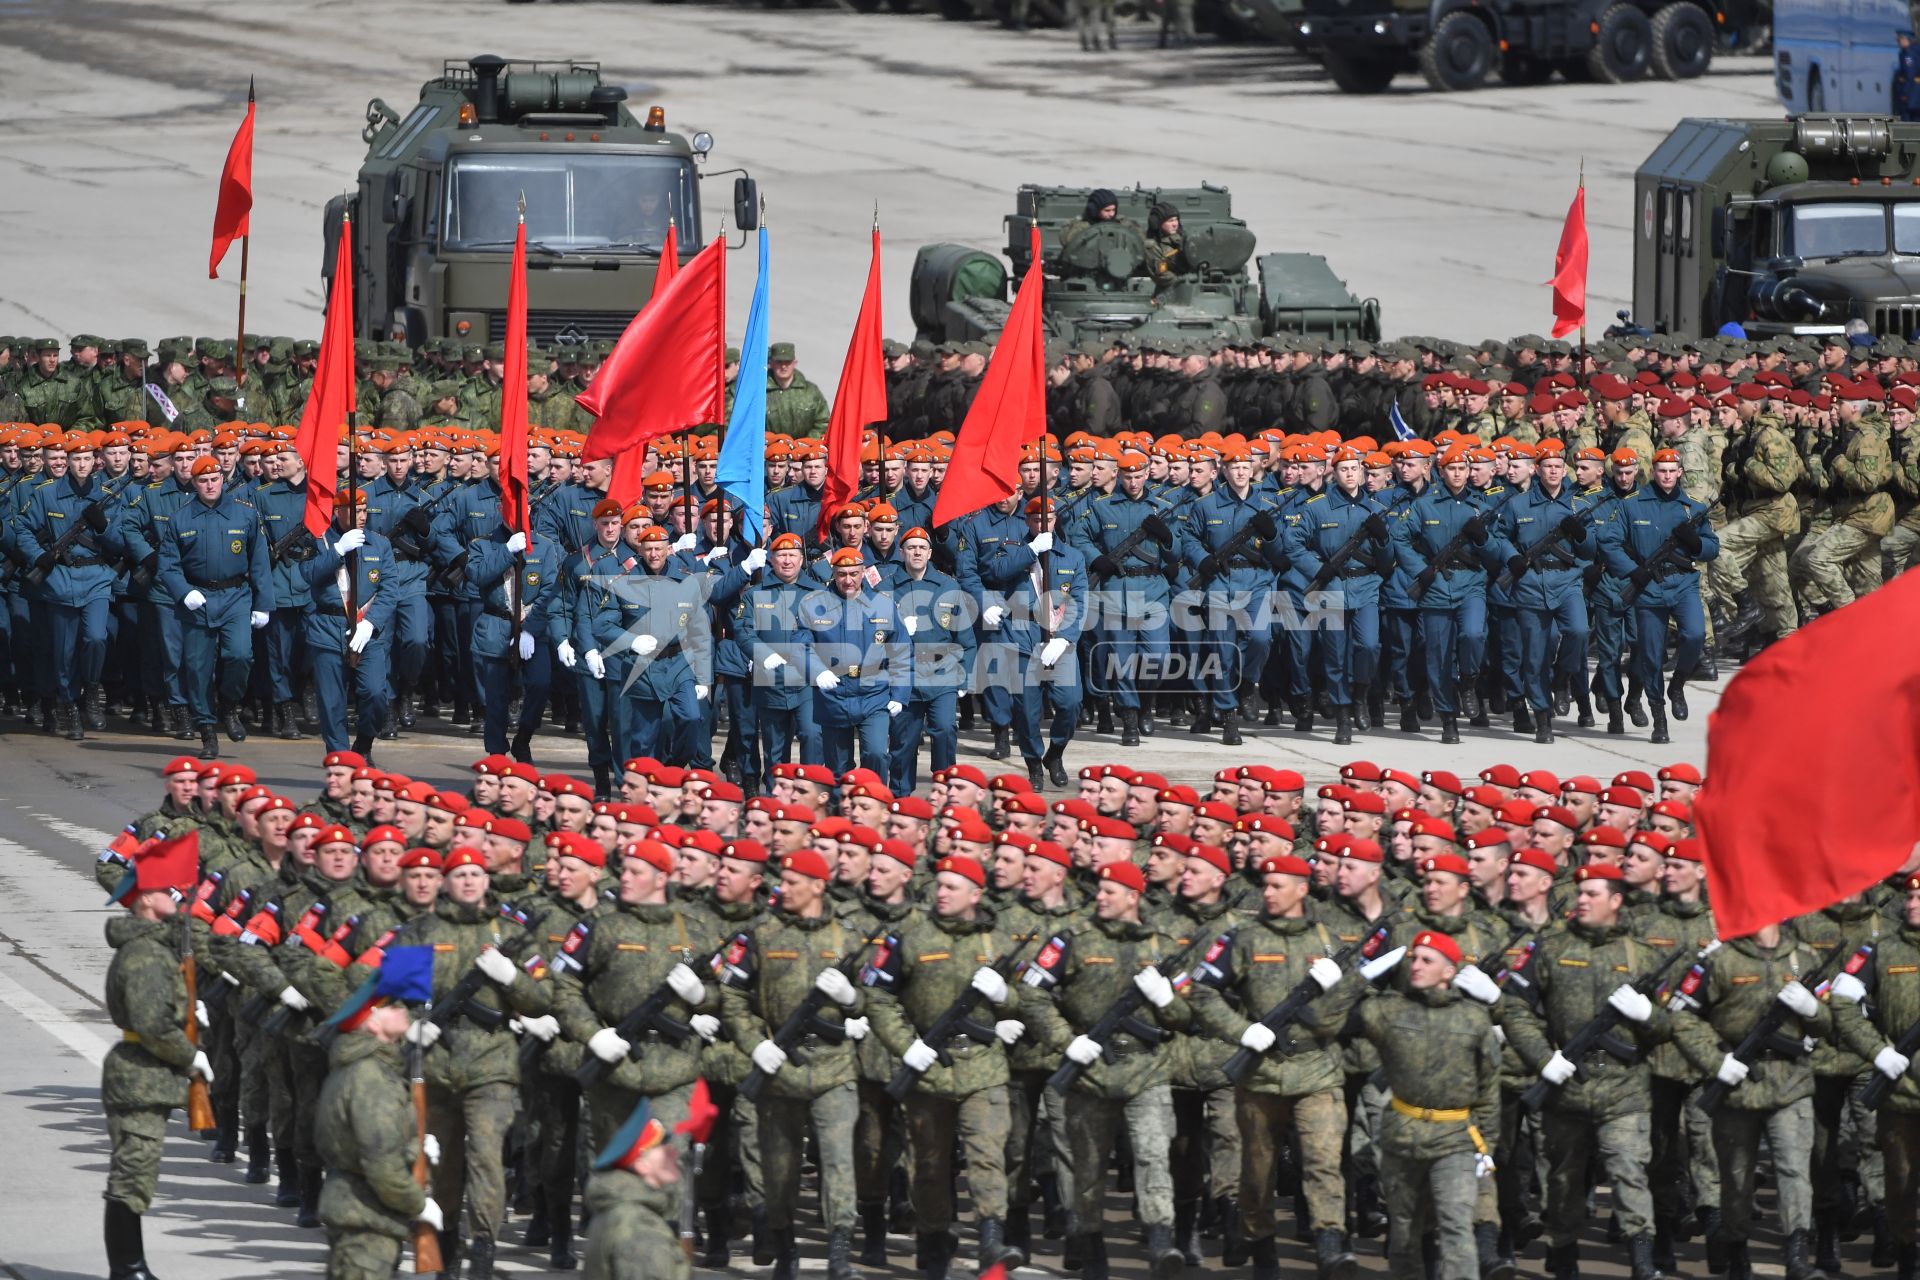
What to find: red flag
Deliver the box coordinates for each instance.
[673,1077,720,1145]
[1694,570,1920,938]
[209,82,256,280]
[605,224,679,509]
[578,231,723,464]
[1548,183,1587,340]
[933,228,1046,527]
[295,217,355,536]
[499,220,532,537]
[819,228,888,540]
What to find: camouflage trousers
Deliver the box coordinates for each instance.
[1707,516,1796,635]
[1881,522,1920,579]
[855,1078,909,1205]
[1382,1148,1479,1280]
[1496,1087,1544,1238]
[1541,1107,1654,1247]
[1235,1087,1346,1238]
[907,1086,1011,1231]
[324,1228,401,1280]
[1006,1069,1074,1211]
[761,1080,859,1232]
[1342,1072,1386,1201]
[526,1073,583,1214]
[428,1081,516,1247]
[1879,1111,1920,1246]
[1711,1095,1814,1241]
[1172,1085,1241,1204]
[1067,1083,1176,1229]
[1072,0,1116,47]
[105,1105,171,1214]
[1812,1072,1883,1214]
[235,1017,270,1137]
[263,1031,326,1166]
[1649,1078,1720,1222]
[1790,523,1883,609]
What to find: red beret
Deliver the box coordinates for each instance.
[1579,826,1627,850]
[361,825,406,848]
[781,848,832,881]
[1340,760,1383,783]
[1420,770,1464,796]
[1613,770,1656,794]
[1512,847,1558,876]
[1630,830,1674,855]
[1342,792,1388,816]
[500,761,539,785]
[323,750,366,770]
[1667,839,1704,864]
[398,848,443,871]
[546,831,606,868]
[443,846,488,872]
[1024,839,1070,867]
[1600,787,1646,810]
[1098,862,1146,893]
[721,839,769,864]
[1420,853,1472,879]
[1087,816,1136,841]
[1658,763,1703,785]
[1257,853,1313,879]
[623,839,675,874]
[1479,764,1521,788]
[1464,829,1510,851]
[490,816,533,844]
[1188,843,1231,875]
[888,797,934,821]
[1411,930,1463,965]
[1341,838,1384,864]
[1533,805,1579,831]
[875,839,917,869]
[314,824,357,849]
[934,854,986,886]
[1574,864,1624,883]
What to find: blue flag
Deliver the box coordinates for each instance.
[716,228,771,543]
[375,945,437,1003]
[1388,398,1416,443]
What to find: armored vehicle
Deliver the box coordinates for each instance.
[909,184,1380,349]
[325,55,758,347]
[1635,115,1920,338]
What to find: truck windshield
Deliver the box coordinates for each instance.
[443,152,698,253]
[1784,203,1888,259]
[1895,205,1920,255]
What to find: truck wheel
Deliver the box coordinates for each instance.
[1323,50,1398,93]
[1419,12,1494,91]
[1498,51,1555,84]
[1586,1,1652,83]
[1650,2,1714,78]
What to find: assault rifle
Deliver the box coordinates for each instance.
[1089,513,1175,584]
[23,495,114,589]
[573,944,726,1089]
[1219,935,1367,1085]
[1697,941,1862,1115]
[884,933,1042,1101]
[1859,1009,1920,1110]
[1189,509,1279,591]
[1617,513,1710,607]
[1305,513,1389,593]
[737,935,883,1104]
[1046,931,1216,1094]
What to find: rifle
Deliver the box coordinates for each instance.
[1046,930,1216,1095]
[1089,512,1175,584]
[1518,939,1719,1113]
[1617,512,1710,607]
[737,935,882,1104]
[1859,1008,1920,1110]
[573,944,726,1090]
[180,915,217,1134]
[1697,941,1863,1115]
[407,1040,444,1275]
[1189,509,1279,591]
[266,520,313,566]
[1494,489,1624,594]
[260,915,360,1037]
[23,493,114,589]
[1305,510,1389,593]
[1410,489,1518,602]
[1219,936,1365,1086]
[884,932,1042,1101]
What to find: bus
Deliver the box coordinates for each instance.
[1775,0,1911,113]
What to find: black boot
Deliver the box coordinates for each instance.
[770,1230,799,1280]
[1317,1227,1359,1280]
[351,728,375,760]
[1139,696,1155,736]
[1784,1229,1825,1280]
[550,1214,578,1271]
[209,1104,238,1162]
[1175,1198,1202,1264]
[1026,757,1047,791]
[1147,1224,1183,1280]
[1625,681,1650,727]
[1702,1208,1728,1274]
[85,684,108,730]
[1333,705,1352,745]
[57,701,84,740]
[244,1125,270,1183]
[1814,1222,1840,1277]
[1220,708,1243,746]
[222,702,247,742]
[1078,1233,1108,1280]
[1252,1235,1281,1280]
[990,723,1012,760]
[1007,1205,1032,1264]
[105,1200,143,1280]
[1096,701,1114,735]
[510,726,534,763]
[1219,1194,1247,1266]
[752,1206,775,1266]
[860,1200,889,1266]
[1874,1210,1897,1268]
[1040,1173,1067,1240]
[959,696,976,732]
[1545,1242,1579,1280]
[1292,698,1314,734]
[1353,1175,1387,1239]
[280,699,306,739]
[699,1202,731,1269]
[592,763,613,800]
[1650,703,1670,744]
[1513,704,1533,734]
[1400,701,1421,733]
[1668,672,1690,720]
[524,1189,552,1246]
[1120,707,1141,747]
[1043,744,1069,789]
[1725,1240,1752,1280]
[275,1154,299,1206]
[826,1225,855,1280]
[1190,704,1215,735]
[1608,698,1625,734]
[1653,1220,1678,1272]
[468,1234,495,1280]
[1574,687,1595,728]
[1441,713,1461,744]
[297,1162,324,1228]
[1630,1232,1664,1280]
[170,705,196,740]
[1535,711,1554,744]
[1896,1242,1917,1280]
[980,1216,1024,1270]
[1365,683,1385,730]
[916,1228,956,1280]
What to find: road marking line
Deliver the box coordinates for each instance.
[30,811,117,851]
[0,966,110,1066]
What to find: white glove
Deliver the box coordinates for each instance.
[1040,637,1071,669]
[672,532,698,552]
[1239,1023,1277,1053]
[422,1134,441,1166]
[1608,984,1654,1024]
[902,616,919,636]
[691,1013,721,1044]
[588,1027,632,1064]
[475,947,518,986]
[195,999,209,1029]
[519,1015,559,1043]
[405,1019,442,1049]
[1453,964,1501,1007]
[1028,531,1054,555]
[1541,1050,1577,1085]
[1875,1045,1912,1080]
[982,604,1006,629]
[1715,1053,1750,1087]
[634,634,659,656]
[517,631,535,660]
[585,649,606,680]
[1494,1025,1508,1046]
[415,1197,444,1231]
[1132,967,1175,1009]
[970,966,1010,1004]
[1830,973,1868,1005]
[1361,946,1407,982]
[762,651,787,672]
[349,619,374,654]
[190,1050,215,1083]
[333,528,367,556]
[1065,1034,1101,1066]
[842,1016,870,1042]
[903,1039,938,1072]
[1474,1152,1497,1180]
[995,1019,1025,1045]
[695,684,710,702]
[1777,980,1819,1019]
[221,972,239,987]
[1308,957,1343,992]
[814,669,841,691]
[182,589,207,612]
[557,639,577,669]
[751,1039,787,1076]
[278,986,311,1012]
[505,532,528,554]
[249,610,270,630]
[667,963,707,1007]
[741,547,768,574]
[886,700,903,716]
[703,546,730,565]
[814,967,858,1006]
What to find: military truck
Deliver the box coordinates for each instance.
[325,55,758,347]
[1635,115,1920,338]
[1296,0,1736,93]
[909,184,1380,350]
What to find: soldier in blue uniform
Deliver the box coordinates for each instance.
[953,494,1027,760]
[1579,448,1642,736]
[1391,447,1491,745]
[430,444,503,727]
[153,455,272,756]
[614,524,713,767]
[249,439,321,740]
[1284,448,1393,747]
[1181,445,1284,745]
[1074,450,1181,747]
[112,436,198,739]
[801,546,907,776]
[1486,445,1596,745]
[1376,444,1433,734]
[303,488,399,756]
[359,441,435,736]
[982,496,1086,790]
[888,524,975,795]
[558,498,638,795]
[15,434,119,737]
[468,524,561,761]
[739,532,817,774]
[765,448,828,544]
[1597,448,1720,746]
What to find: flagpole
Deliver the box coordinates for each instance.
[510,195,526,674]
[234,78,255,415]
[1576,159,1588,396]
[1030,224,1052,643]
[347,399,360,671]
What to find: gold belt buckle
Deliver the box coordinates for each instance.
[845,665,861,678]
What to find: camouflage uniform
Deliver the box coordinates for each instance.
[764,372,831,440]
[1830,917,1920,1259]
[999,894,1084,1238]
[1640,898,1721,1247]
[1793,414,1895,609]
[837,892,917,1249]
[583,1167,691,1280]
[1707,414,1801,637]
[1880,427,1920,577]
[516,887,602,1247]
[103,915,194,1213]
[1795,902,1890,1253]
[695,895,768,1238]
[315,1033,427,1280]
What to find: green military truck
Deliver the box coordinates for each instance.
[325,55,758,347]
[909,183,1380,349]
[1635,114,1920,338]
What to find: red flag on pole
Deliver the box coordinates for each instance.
[209,82,256,280]
[933,228,1046,527]
[499,218,532,537]
[605,223,679,509]
[819,227,888,540]
[1694,570,1920,938]
[295,217,355,536]
[578,232,724,464]
[1548,182,1588,340]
